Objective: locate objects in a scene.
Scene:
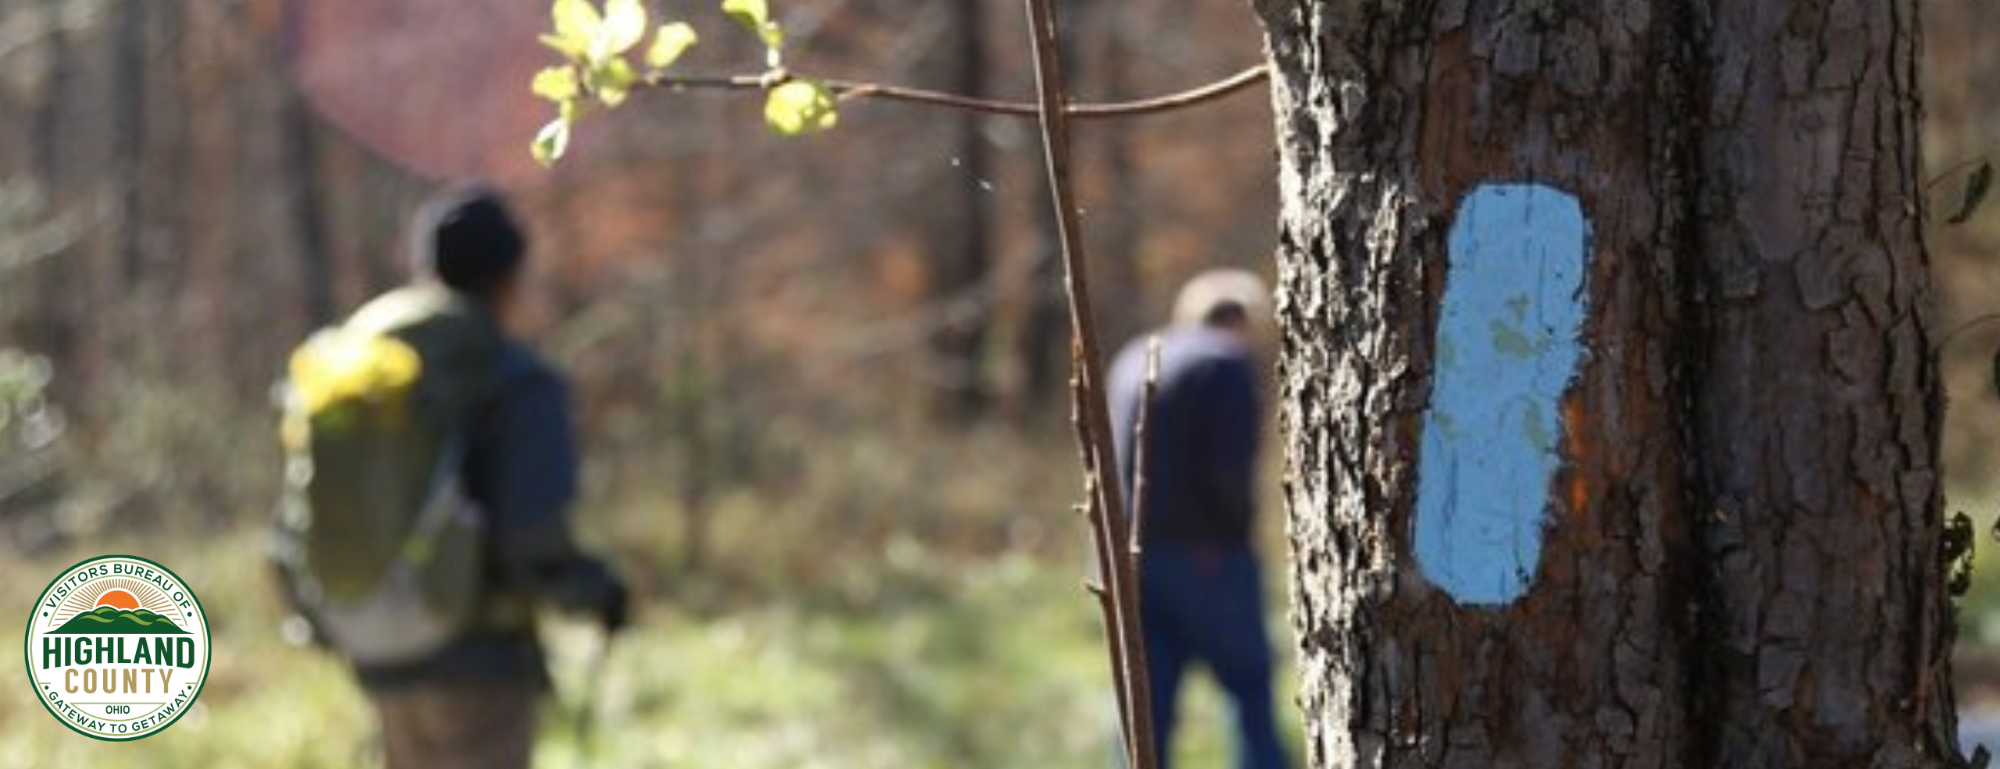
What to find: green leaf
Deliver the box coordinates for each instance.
[547,0,602,57]
[588,58,638,106]
[540,33,587,58]
[646,22,698,70]
[720,0,768,29]
[532,66,581,102]
[532,117,572,167]
[763,80,837,136]
[1947,161,1993,226]
[721,0,784,49]
[595,0,649,60]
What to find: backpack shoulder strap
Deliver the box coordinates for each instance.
[399,434,474,568]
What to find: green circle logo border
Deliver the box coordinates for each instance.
[21,554,211,742]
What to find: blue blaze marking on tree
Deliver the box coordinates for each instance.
[1414,183,1589,606]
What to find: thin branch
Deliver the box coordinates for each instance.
[641,64,1268,121]
[1067,66,1268,118]
[1932,312,2000,355]
[1927,148,1994,193]
[1068,359,1139,750]
[1076,455,1135,746]
[1023,0,1157,766]
[1129,335,1162,556]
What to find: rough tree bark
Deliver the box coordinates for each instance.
[1251,1,1957,767]
[1692,3,1952,765]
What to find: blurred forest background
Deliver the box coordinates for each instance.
[0,0,1997,767]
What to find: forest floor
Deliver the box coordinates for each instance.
[7,447,2000,766]
[0,525,1304,769]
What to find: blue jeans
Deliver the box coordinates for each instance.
[1141,542,1288,769]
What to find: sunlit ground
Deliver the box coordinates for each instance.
[2,525,1304,769]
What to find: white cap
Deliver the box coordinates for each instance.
[1172,268,1270,327]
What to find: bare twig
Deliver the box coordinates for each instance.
[641,65,1268,121]
[1129,335,1162,556]
[1928,148,1995,193]
[1931,312,2000,355]
[1023,0,1157,766]
[1075,455,1134,745]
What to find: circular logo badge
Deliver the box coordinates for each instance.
[22,555,209,740]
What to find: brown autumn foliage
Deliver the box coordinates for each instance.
[0,0,1995,585]
[0,0,1271,552]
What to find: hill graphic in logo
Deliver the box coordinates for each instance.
[46,607,188,635]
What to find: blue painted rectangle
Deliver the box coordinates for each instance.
[1414,183,1589,606]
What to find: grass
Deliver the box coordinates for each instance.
[13,393,2000,767]
[15,398,2000,766]
[3,530,370,769]
[0,402,1305,768]
[3,521,1303,768]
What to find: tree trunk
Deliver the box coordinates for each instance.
[924,0,995,419]
[1072,0,1143,349]
[113,0,147,284]
[1250,1,1957,767]
[28,0,78,397]
[1692,2,1952,765]
[283,87,335,328]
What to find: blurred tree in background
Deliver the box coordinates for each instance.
[0,0,1275,549]
[0,7,1287,764]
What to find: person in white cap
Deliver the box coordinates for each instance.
[1108,268,1288,769]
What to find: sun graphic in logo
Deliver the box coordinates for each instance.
[93,589,139,612]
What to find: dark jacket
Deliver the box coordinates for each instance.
[354,339,617,690]
[1108,326,1261,548]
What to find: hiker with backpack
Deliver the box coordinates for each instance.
[272,186,630,769]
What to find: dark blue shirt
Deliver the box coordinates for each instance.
[1108,326,1261,547]
[358,342,611,689]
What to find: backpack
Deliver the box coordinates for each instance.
[273,285,503,665]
